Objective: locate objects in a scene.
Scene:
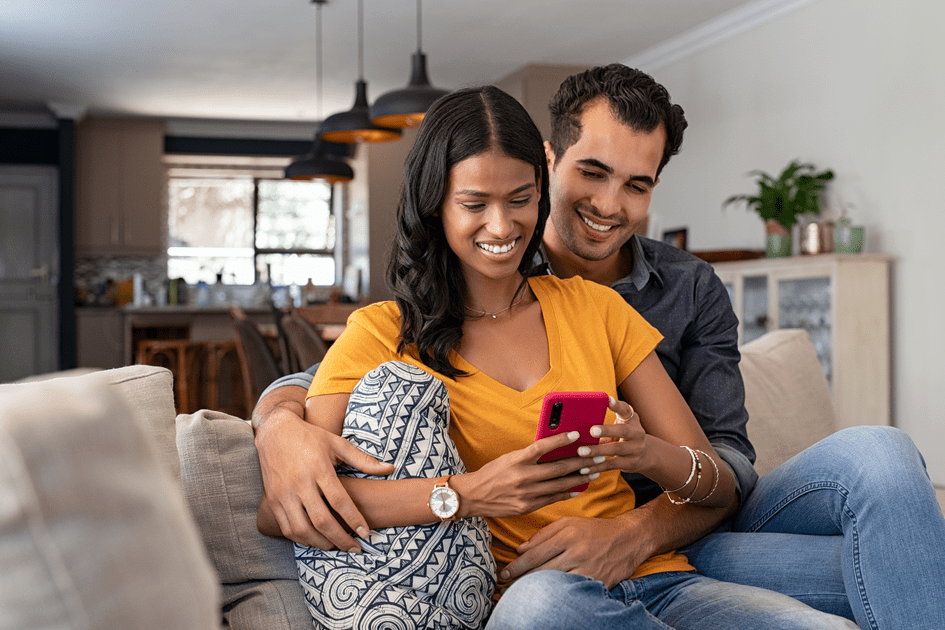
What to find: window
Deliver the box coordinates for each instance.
[166,157,338,287]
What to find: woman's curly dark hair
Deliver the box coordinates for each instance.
[386,85,550,378]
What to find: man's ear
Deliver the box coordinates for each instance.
[543,141,556,170]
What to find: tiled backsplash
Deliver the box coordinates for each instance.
[74,256,336,308]
[75,256,168,307]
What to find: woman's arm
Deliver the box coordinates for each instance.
[259,391,601,538]
[591,352,738,511]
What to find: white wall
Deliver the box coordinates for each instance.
[625,0,945,484]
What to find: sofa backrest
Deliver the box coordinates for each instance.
[739,329,838,476]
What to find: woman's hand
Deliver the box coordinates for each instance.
[574,396,650,475]
[454,430,600,518]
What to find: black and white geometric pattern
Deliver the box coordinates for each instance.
[296,361,496,630]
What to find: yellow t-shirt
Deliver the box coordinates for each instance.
[308,274,694,583]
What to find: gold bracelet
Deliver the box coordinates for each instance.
[688,450,720,504]
[662,446,697,494]
[665,447,703,505]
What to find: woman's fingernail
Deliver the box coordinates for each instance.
[593,455,606,464]
[347,547,360,554]
[567,431,580,441]
[577,446,591,457]
[500,570,510,580]
[356,527,369,538]
[588,472,600,480]
[590,426,602,437]
[580,467,591,475]
[609,396,616,405]
[570,492,580,498]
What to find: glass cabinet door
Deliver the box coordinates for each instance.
[742,275,769,345]
[777,276,832,381]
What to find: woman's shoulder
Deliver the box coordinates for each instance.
[348,300,401,333]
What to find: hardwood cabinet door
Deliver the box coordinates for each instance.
[76,117,165,256]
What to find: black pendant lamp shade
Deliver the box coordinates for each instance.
[370,0,447,128]
[320,79,401,143]
[285,137,354,183]
[319,0,401,143]
[285,0,355,182]
[370,52,448,128]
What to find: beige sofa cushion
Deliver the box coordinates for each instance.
[0,372,220,629]
[740,329,838,476]
[17,365,181,485]
[176,409,310,629]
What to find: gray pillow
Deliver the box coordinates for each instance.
[0,375,220,629]
[176,409,310,629]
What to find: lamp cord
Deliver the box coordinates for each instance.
[316,1,322,118]
[416,0,422,52]
[357,0,364,80]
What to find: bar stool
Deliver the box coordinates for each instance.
[135,339,205,415]
[200,339,246,418]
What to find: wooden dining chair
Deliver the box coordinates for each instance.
[279,314,329,373]
[231,318,283,415]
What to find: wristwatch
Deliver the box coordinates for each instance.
[428,475,460,521]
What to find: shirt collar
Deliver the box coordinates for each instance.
[534,235,661,291]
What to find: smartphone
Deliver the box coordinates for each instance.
[536,391,609,492]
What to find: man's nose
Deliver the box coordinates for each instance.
[591,181,624,218]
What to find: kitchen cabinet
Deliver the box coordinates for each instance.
[76,308,125,369]
[711,254,892,429]
[75,116,166,256]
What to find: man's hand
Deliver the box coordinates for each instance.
[502,515,651,589]
[253,387,394,550]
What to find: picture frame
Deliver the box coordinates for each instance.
[662,227,688,251]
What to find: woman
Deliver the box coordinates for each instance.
[259,86,855,630]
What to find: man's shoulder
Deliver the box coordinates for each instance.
[636,235,715,275]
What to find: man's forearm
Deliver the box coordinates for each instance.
[251,384,307,432]
[621,488,738,560]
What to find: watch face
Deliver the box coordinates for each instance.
[430,487,459,519]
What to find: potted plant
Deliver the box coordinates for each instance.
[724,159,834,258]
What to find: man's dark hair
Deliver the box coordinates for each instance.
[387,85,550,378]
[548,64,688,177]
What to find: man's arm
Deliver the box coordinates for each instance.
[251,367,393,550]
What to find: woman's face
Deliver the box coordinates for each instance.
[440,148,540,284]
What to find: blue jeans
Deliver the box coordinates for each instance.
[487,570,856,629]
[683,426,945,630]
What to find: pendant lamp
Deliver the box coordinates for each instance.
[319,0,401,143]
[370,0,448,128]
[285,0,354,183]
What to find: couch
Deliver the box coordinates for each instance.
[2,329,943,629]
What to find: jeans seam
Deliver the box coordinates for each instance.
[743,480,878,630]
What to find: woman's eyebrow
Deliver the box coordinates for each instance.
[453,182,535,197]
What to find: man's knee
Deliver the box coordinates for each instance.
[490,571,595,628]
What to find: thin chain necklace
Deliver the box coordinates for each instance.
[465,286,527,319]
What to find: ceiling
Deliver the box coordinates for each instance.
[0,0,756,124]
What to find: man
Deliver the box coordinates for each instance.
[254,65,945,629]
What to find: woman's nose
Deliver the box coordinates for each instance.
[485,206,513,237]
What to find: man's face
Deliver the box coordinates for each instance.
[545,98,666,263]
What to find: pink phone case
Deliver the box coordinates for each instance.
[536,391,609,492]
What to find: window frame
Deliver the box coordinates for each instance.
[164,150,346,287]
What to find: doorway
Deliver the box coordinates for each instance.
[0,165,59,382]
